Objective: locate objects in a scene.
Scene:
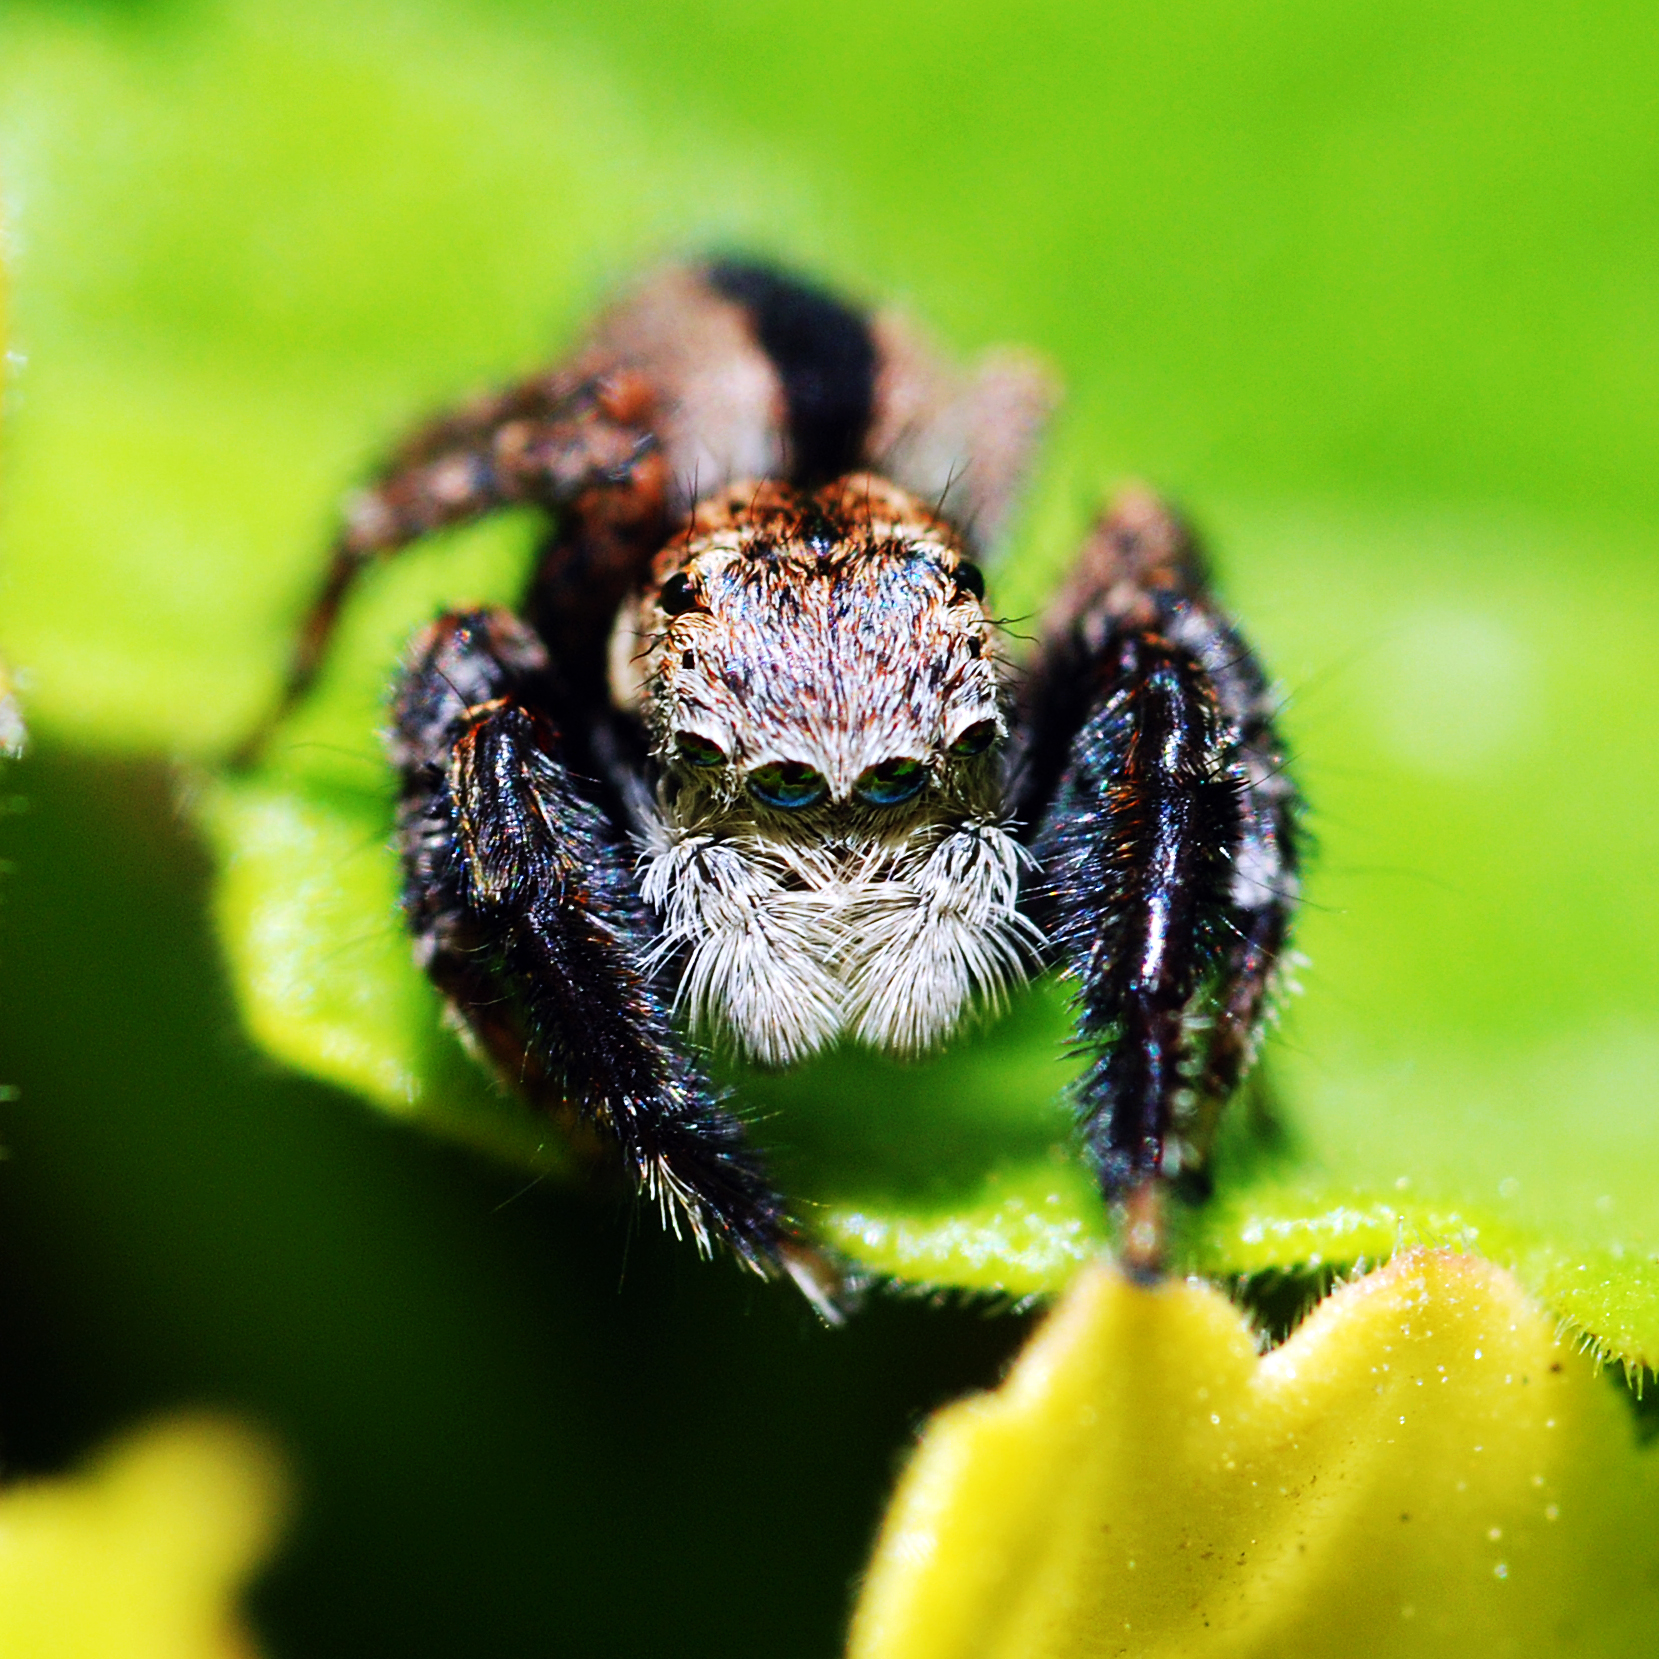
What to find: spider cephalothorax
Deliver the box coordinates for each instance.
[610,475,1035,1067]
[247,259,1299,1311]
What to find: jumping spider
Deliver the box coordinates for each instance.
[246,260,1299,1313]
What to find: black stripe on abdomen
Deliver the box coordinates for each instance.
[706,258,876,487]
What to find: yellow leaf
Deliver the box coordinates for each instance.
[0,1417,288,1659]
[850,1250,1659,1658]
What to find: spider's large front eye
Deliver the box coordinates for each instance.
[952,560,986,603]
[676,732,727,769]
[854,756,927,806]
[948,720,998,758]
[747,760,828,810]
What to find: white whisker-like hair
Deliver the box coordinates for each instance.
[639,817,1042,1065]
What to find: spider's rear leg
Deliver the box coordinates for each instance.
[1018,492,1300,1276]
[392,606,839,1312]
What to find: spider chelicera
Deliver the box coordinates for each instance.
[243,260,1300,1316]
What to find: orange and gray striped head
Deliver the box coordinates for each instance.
[609,475,1007,824]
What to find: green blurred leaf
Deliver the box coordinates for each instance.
[197,513,572,1173]
[4,0,1658,1353]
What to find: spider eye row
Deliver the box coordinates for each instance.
[657,554,986,620]
[748,758,924,811]
[674,728,1000,810]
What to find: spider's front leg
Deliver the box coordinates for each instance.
[391,606,838,1314]
[1016,491,1300,1276]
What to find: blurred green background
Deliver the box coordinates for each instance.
[2,0,1658,1653]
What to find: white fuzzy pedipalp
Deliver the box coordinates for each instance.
[641,828,846,1067]
[638,817,1042,1066]
[841,822,1043,1053]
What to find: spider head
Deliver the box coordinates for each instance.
[609,475,1006,826]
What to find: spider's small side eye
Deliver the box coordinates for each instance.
[747,760,828,810]
[854,756,927,806]
[948,720,998,758]
[659,572,701,616]
[676,732,727,768]
[953,560,985,602]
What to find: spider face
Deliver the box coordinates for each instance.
[613,475,1003,811]
[257,257,1299,1307]
[610,476,1029,1070]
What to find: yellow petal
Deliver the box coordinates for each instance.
[850,1250,1659,1658]
[0,1416,288,1659]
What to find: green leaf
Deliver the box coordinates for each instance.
[196,512,571,1174]
[4,0,1659,1357]
[849,1250,1659,1658]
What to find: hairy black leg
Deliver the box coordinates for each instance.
[1028,637,1238,1203]
[1017,491,1300,1271]
[390,606,838,1307]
